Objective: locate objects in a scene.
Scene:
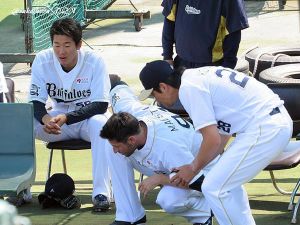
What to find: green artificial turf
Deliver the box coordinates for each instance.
[0,0,25,53]
[11,140,300,225]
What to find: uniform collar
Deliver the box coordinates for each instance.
[131,118,155,164]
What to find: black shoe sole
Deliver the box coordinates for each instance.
[93,205,110,212]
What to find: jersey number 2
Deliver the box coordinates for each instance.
[216,68,249,88]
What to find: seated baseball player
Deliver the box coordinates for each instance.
[100,77,217,225]
[24,18,112,211]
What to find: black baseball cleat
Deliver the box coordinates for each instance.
[110,215,146,225]
[193,215,213,225]
[93,194,110,212]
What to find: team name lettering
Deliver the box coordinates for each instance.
[46,83,91,102]
[171,115,190,128]
[30,84,40,96]
[185,5,201,14]
[111,93,120,107]
[150,108,178,131]
[160,117,178,131]
[149,108,192,131]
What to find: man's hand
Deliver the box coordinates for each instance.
[138,174,163,199]
[43,121,61,135]
[42,114,67,135]
[170,164,197,188]
[52,114,67,127]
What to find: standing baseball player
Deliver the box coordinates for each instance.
[101,78,216,225]
[161,0,248,69]
[27,18,112,211]
[138,60,293,225]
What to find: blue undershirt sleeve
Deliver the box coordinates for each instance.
[66,102,108,125]
[31,100,48,124]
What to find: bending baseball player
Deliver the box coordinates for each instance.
[26,18,112,211]
[138,60,293,225]
[101,76,217,225]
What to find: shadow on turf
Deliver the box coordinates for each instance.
[17,193,116,215]
[34,178,143,185]
[250,177,299,183]
[17,188,162,213]
[250,199,290,211]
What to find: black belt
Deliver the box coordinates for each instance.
[269,107,280,116]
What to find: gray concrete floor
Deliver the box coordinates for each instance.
[2,0,300,102]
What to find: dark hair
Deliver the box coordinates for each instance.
[50,18,82,45]
[153,66,186,92]
[100,112,141,143]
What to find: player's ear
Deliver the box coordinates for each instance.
[127,136,136,145]
[76,40,82,50]
[159,82,168,93]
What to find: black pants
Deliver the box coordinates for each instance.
[174,55,223,69]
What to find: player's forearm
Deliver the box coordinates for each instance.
[220,134,231,151]
[41,114,52,125]
[155,173,179,187]
[192,126,222,173]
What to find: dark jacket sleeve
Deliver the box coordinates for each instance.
[162,18,175,60]
[223,0,249,33]
[66,102,108,125]
[222,30,241,69]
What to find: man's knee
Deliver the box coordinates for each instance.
[156,188,187,214]
[156,197,185,214]
[201,178,220,199]
[88,114,109,127]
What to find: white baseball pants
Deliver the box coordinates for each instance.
[201,106,293,225]
[108,84,212,223]
[34,110,112,200]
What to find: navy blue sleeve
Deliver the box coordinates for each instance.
[222,30,241,69]
[32,101,108,125]
[32,100,47,124]
[162,17,175,60]
[0,93,4,102]
[66,102,108,125]
[161,0,176,17]
[223,0,249,33]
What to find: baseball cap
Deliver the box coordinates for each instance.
[38,173,75,208]
[45,173,75,199]
[138,60,174,101]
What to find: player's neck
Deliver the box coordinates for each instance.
[61,64,76,72]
